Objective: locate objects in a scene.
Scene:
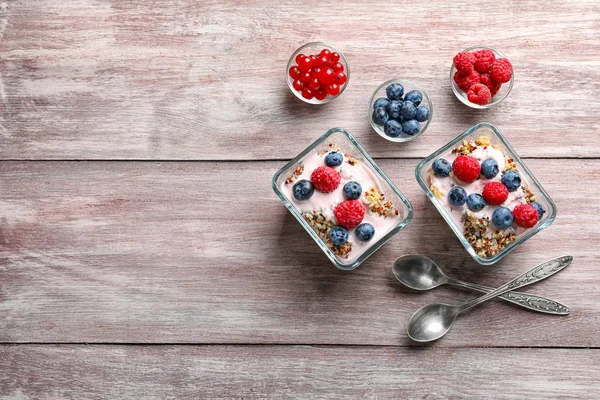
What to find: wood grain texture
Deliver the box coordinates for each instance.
[1,345,599,399]
[1,160,598,345]
[1,0,599,160]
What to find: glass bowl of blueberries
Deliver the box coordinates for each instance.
[368,79,433,142]
[287,42,350,104]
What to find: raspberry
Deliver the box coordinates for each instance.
[491,58,513,84]
[334,200,365,229]
[513,204,539,228]
[480,73,501,96]
[482,182,509,205]
[467,83,492,105]
[452,155,481,183]
[310,166,341,193]
[454,70,480,92]
[473,49,496,73]
[453,52,476,73]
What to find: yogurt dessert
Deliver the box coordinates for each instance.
[279,143,403,263]
[427,135,545,258]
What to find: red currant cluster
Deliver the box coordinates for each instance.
[288,49,348,101]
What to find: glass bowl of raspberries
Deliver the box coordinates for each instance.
[287,42,349,104]
[368,79,433,142]
[450,46,514,109]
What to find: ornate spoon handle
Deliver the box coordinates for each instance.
[458,256,573,314]
[447,279,569,315]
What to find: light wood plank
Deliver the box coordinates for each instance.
[1,160,598,346]
[0,0,599,160]
[0,345,598,399]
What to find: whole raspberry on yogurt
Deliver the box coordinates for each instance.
[452,155,481,183]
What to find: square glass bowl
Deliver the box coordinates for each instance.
[415,122,556,265]
[272,128,413,270]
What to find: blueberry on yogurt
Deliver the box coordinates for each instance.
[293,179,315,201]
[448,186,467,206]
[325,152,344,167]
[329,225,349,246]
[432,159,452,177]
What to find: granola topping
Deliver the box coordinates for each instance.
[463,213,516,257]
[284,165,304,184]
[365,187,399,217]
[303,212,352,257]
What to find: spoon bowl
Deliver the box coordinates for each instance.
[392,255,448,291]
[407,303,459,342]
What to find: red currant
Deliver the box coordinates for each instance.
[332,62,344,73]
[289,66,301,79]
[335,72,347,85]
[319,68,335,85]
[314,88,327,101]
[311,66,322,75]
[326,83,340,96]
[292,79,304,91]
[320,49,331,58]
[301,88,314,99]
[308,77,321,91]
[310,54,318,62]
[295,53,305,64]
[299,71,311,83]
[317,56,330,66]
[297,56,313,72]
[330,52,340,62]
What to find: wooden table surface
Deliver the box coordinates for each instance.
[1,0,599,398]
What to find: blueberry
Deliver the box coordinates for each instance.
[355,223,375,242]
[386,100,402,120]
[325,152,343,167]
[372,107,389,126]
[373,97,390,109]
[530,202,545,220]
[501,170,521,192]
[343,181,362,200]
[386,83,404,100]
[492,206,514,228]
[384,120,403,137]
[481,158,499,179]
[404,90,423,106]
[329,225,349,246]
[292,179,314,201]
[415,106,430,122]
[401,101,417,120]
[448,186,467,206]
[432,159,452,177]
[401,119,420,135]
[466,193,485,212]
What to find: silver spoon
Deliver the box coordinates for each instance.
[407,255,573,342]
[393,255,570,315]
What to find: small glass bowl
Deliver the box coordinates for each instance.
[415,122,556,265]
[272,128,413,270]
[286,42,350,105]
[368,79,433,143]
[450,46,514,109]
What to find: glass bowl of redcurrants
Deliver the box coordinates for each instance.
[450,46,515,109]
[368,79,433,142]
[287,42,349,104]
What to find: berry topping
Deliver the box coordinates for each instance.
[401,101,417,120]
[481,158,499,179]
[355,223,375,242]
[292,179,315,201]
[386,100,402,120]
[404,90,423,106]
[310,166,341,193]
[491,58,513,83]
[467,83,492,105]
[432,159,452,177]
[530,202,546,220]
[343,181,362,200]
[453,52,476,73]
[501,170,521,192]
[466,193,485,211]
[473,49,496,73]
[513,204,539,228]
[384,120,403,137]
[448,186,467,206]
[454,70,481,92]
[482,181,509,205]
[324,152,343,167]
[329,225,349,246]
[334,200,365,229]
[452,155,481,183]
[373,98,390,109]
[492,206,514,229]
[372,107,389,126]
[415,106,430,122]
[386,83,405,100]
[401,119,420,136]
